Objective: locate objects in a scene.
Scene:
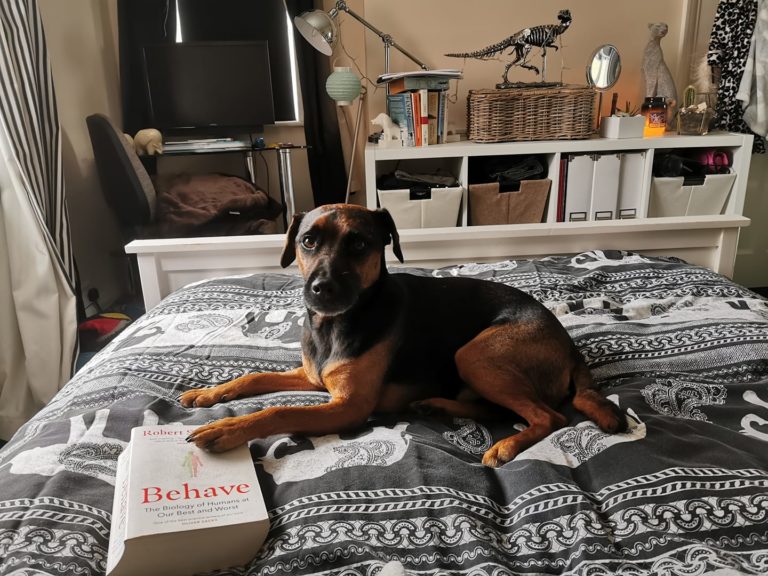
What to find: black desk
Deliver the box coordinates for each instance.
[141,143,306,230]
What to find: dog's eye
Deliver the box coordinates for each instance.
[350,238,367,253]
[301,236,317,249]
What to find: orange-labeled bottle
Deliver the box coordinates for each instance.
[642,96,667,137]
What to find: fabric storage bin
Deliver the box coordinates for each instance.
[649,173,736,217]
[378,187,463,229]
[469,179,551,225]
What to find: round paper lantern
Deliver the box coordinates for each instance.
[325,67,361,106]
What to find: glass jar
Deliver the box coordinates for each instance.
[641,96,667,137]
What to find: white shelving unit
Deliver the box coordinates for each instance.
[360,132,754,278]
[364,132,754,226]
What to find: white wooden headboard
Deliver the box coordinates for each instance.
[125,215,748,311]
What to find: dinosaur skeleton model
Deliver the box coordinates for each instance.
[446,9,572,86]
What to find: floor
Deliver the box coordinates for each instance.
[76,295,145,372]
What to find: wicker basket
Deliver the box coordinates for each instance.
[468,85,595,142]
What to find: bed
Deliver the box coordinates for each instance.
[1,239,767,575]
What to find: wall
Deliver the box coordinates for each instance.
[39,0,126,310]
[364,1,686,133]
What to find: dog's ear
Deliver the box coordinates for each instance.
[280,212,305,268]
[375,209,403,263]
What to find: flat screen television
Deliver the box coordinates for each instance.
[142,41,276,133]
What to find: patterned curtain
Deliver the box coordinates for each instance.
[0,0,76,439]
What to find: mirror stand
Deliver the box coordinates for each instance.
[586,44,622,130]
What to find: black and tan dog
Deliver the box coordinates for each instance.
[180,204,626,466]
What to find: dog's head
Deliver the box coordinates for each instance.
[280,204,403,316]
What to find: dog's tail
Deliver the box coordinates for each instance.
[571,359,628,433]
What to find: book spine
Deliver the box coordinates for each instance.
[106,445,132,574]
[557,155,568,222]
[411,92,421,147]
[390,78,450,93]
[386,94,415,147]
[437,91,446,144]
[419,89,429,147]
[427,91,439,146]
[404,96,415,147]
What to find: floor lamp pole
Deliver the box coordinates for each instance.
[345,89,365,204]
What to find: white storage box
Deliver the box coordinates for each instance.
[600,115,645,139]
[649,173,736,217]
[378,187,463,229]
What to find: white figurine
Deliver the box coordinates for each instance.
[371,113,402,147]
[133,128,163,155]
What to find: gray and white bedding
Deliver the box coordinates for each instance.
[1,250,767,575]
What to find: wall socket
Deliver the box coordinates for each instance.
[87,287,100,303]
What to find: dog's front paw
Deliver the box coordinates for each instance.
[481,438,521,468]
[178,387,233,408]
[185,418,249,452]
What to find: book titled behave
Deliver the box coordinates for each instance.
[106,425,269,576]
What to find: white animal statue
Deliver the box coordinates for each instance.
[371,112,402,146]
[133,128,164,155]
[641,23,678,112]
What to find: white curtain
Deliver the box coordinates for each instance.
[0,0,76,440]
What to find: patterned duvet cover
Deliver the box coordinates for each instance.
[1,250,767,575]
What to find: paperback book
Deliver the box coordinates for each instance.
[106,425,269,576]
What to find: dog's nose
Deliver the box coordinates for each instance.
[311,277,334,296]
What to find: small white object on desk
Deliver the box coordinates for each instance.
[133,128,164,155]
[600,115,645,139]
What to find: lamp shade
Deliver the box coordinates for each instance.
[294,10,337,56]
[325,67,361,106]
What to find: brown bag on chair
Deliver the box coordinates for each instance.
[469,179,551,225]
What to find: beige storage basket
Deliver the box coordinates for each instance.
[649,173,735,217]
[378,187,463,229]
[469,179,551,225]
[468,85,595,143]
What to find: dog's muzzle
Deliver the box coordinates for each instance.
[304,268,359,315]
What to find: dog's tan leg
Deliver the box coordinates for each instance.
[480,402,566,467]
[185,396,373,452]
[186,337,393,451]
[454,324,570,467]
[178,367,318,408]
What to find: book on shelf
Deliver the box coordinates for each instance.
[388,76,450,94]
[418,89,429,147]
[106,425,269,576]
[438,90,447,145]
[376,68,462,84]
[427,90,439,146]
[408,91,422,146]
[386,93,415,146]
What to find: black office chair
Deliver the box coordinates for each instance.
[86,114,156,243]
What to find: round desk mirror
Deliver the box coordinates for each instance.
[586,44,621,90]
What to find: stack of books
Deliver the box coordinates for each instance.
[379,70,462,147]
